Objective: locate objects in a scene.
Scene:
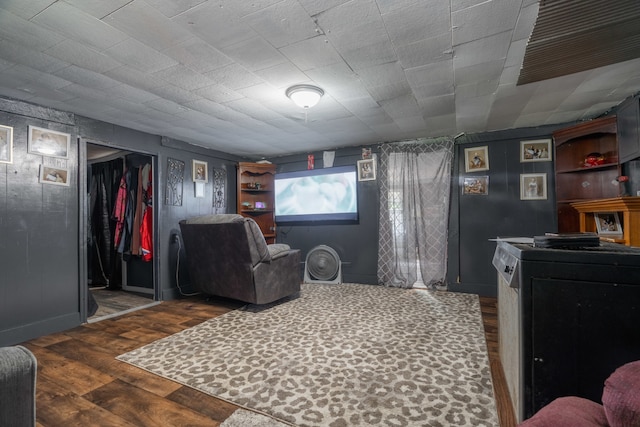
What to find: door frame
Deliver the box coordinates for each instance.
[78,138,160,322]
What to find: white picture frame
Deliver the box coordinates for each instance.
[357,159,376,181]
[520,139,552,162]
[594,212,622,235]
[28,125,70,158]
[464,146,489,172]
[39,165,70,186]
[520,173,547,200]
[192,159,208,183]
[462,176,489,195]
[0,124,13,164]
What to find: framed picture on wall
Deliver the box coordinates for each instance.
[520,173,547,200]
[464,146,489,172]
[0,124,13,164]
[594,212,622,235]
[192,159,208,182]
[28,125,70,158]
[462,176,489,195]
[357,159,376,181]
[520,139,552,162]
[39,165,70,186]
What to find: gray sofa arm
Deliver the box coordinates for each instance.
[0,345,37,427]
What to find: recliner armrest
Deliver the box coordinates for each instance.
[268,243,292,261]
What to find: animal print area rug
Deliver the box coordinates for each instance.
[117,283,499,427]
[220,409,289,426]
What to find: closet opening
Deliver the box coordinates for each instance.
[81,141,159,322]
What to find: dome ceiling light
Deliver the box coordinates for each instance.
[286,84,324,109]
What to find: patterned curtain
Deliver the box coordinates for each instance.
[377,138,453,289]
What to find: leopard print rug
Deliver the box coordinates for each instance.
[117,283,499,426]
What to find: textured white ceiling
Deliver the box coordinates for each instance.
[0,0,639,158]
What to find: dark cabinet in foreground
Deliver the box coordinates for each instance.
[496,241,640,422]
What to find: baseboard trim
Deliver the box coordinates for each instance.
[0,312,80,346]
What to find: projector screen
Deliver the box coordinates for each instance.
[274,165,358,224]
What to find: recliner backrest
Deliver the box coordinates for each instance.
[183,214,269,267]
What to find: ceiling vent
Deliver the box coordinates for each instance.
[518,0,640,85]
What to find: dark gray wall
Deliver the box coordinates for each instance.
[0,102,79,345]
[272,131,561,296]
[447,126,563,296]
[1,94,610,345]
[0,98,242,346]
[270,147,380,284]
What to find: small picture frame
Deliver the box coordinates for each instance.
[462,176,489,195]
[28,125,70,158]
[520,139,552,162]
[357,159,376,181]
[0,125,13,164]
[520,173,547,200]
[192,159,208,182]
[39,165,70,186]
[594,212,622,235]
[464,146,489,172]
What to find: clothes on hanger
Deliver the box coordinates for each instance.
[113,160,153,261]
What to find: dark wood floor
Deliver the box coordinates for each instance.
[21,293,516,427]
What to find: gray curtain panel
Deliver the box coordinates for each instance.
[377,138,453,289]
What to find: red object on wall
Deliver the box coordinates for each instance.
[307,154,314,170]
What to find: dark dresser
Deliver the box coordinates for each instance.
[494,241,640,422]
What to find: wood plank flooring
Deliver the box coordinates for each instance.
[89,288,156,321]
[20,293,517,427]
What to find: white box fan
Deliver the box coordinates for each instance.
[303,245,342,284]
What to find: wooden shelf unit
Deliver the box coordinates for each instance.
[571,197,640,247]
[553,116,623,233]
[236,162,276,244]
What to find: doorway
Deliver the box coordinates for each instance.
[80,141,159,322]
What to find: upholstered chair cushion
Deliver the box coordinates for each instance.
[518,397,608,427]
[242,218,270,266]
[602,360,640,427]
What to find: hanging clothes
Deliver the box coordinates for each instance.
[140,163,153,261]
[87,149,155,302]
[111,157,154,260]
[130,166,145,255]
[117,167,139,257]
[88,158,123,286]
[113,170,128,250]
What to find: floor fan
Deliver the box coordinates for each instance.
[304,245,342,284]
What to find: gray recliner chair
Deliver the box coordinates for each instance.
[0,345,37,427]
[179,214,301,304]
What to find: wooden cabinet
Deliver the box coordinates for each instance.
[571,197,640,246]
[553,116,622,232]
[237,162,276,244]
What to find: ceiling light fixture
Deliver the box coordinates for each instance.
[286,84,324,109]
